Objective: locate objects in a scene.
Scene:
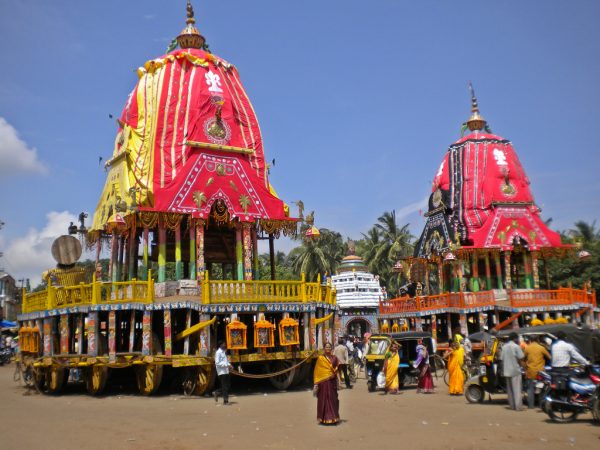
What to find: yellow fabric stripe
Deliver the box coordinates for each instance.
[159,61,177,187]
[171,60,187,180]
[231,70,261,178]
[217,66,249,151]
[182,64,198,166]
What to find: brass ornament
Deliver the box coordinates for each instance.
[216,164,225,176]
[238,194,250,213]
[204,104,231,145]
[498,230,506,244]
[432,188,442,208]
[229,180,238,192]
[193,191,207,209]
[206,177,214,186]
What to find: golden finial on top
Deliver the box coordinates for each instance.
[177,0,205,50]
[186,0,195,22]
[466,82,487,132]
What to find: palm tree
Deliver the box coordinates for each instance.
[362,210,415,294]
[570,220,599,245]
[289,228,345,281]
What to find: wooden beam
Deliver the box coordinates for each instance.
[493,312,523,332]
[185,140,255,155]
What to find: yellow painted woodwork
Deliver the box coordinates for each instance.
[173,316,216,342]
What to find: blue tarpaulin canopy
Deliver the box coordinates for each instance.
[0,320,17,328]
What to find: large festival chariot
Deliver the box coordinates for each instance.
[16,2,337,396]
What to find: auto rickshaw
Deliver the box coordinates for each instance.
[464,324,599,403]
[365,331,434,392]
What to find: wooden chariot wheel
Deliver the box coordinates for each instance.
[85,337,109,395]
[85,364,108,395]
[135,333,163,396]
[193,364,216,396]
[34,364,67,395]
[268,360,296,390]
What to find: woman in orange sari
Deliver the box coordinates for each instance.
[313,342,340,425]
[446,341,465,395]
[382,342,400,394]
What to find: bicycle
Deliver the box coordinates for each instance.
[13,358,35,387]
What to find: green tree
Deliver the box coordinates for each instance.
[257,251,296,280]
[361,210,414,295]
[289,227,345,281]
[545,220,600,290]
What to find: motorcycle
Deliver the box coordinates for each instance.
[0,348,12,365]
[544,365,600,423]
[535,367,552,412]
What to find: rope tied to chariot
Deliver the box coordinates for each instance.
[229,350,316,379]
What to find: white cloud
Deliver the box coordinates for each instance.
[2,211,79,286]
[0,117,47,176]
[396,196,429,223]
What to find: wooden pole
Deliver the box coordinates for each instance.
[158,226,167,283]
[183,309,192,355]
[109,232,118,282]
[164,309,172,357]
[175,223,183,280]
[471,253,480,292]
[242,223,253,281]
[59,314,69,355]
[252,227,259,280]
[128,226,137,280]
[141,227,149,281]
[523,252,532,289]
[235,224,243,280]
[494,252,503,290]
[531,251,540,289]
[189,224,196,280]
[117,235,125,282]
[87,312,98,357]
[196,220,205,281]
[269,233,276,281]
[108,310,116,362]
[128,310,136,353]
[142,310,152,356]
[504,252,512,290]
[484,252,492,290]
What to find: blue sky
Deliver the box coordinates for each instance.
[0,0,599,283]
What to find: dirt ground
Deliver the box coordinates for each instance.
[1,365,599,450]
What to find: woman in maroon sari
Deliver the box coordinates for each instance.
[414,339,435,393]
[313,342,340,425]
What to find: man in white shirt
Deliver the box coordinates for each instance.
[500,332,525,411]
[213,341,233,405]
[334,338,352,388]
[551,331,589,370]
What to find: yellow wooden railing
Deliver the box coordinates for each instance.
[22,272,335,314]
[22,274,154,314]
[200,276,336,305]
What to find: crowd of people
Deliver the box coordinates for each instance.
[209,327,593,425]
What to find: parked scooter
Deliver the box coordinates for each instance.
[0,348,12,365]
[544,365,600,423]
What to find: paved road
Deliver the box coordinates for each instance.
[1,365,598,449]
